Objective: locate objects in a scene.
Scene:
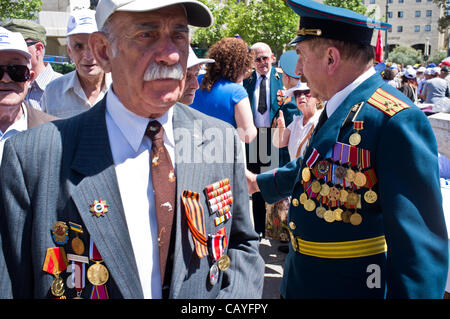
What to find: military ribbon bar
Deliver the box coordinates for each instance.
[69,221,83,234]
[306,148,320,168]
[208,233,225,261]
[181,190,208,258]
[205,178,230,193]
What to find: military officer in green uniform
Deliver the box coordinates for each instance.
[248,0,448,298]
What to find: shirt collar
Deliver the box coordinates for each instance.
[325,67,375,118]
[34,64,58,90]
[106,88,174,153]
[0,103,28,136]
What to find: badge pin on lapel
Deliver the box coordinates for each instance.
[90,199,109,217]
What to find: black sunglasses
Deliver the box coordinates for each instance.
[26,40,38,47]
[0,65,31,82]
[293,89,311,98]
[255,56,269,63]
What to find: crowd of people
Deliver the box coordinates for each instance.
[0,0,448,300]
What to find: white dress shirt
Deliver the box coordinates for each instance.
[253,70,272,128]
[325,67,375,118]
[0,103,27,164]
[105,88,175,299]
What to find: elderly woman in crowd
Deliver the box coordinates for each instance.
[190,37,257,143]
[272,81,323,160]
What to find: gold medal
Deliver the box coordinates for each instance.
[350,212,363,226]
[217,254,231,271]
[339,189,349,202]
[364,189,378,204]
[87,262,109,286]
[51,276,65,297]
[304,199,316,212]
[311,180,321,194]
[299,192,308,205]
[346,192,359,206]
[315,206,326,219]
[324,210,336,223]
[292,198,299,207]
[319,184,330,196]
[349,132,361,146]
[346,168,356,182]
[334,208,343,221]
[354,172,367,187]
[302,167,311,182]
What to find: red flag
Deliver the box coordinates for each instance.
[375,30,384,63]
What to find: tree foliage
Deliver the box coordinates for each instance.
[192,0,298,58]
[323,0,371,15]
[388,45,424,66]
[0,0,42,21]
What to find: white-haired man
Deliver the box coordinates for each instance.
[0,0,264,299]
[40,9,112,118]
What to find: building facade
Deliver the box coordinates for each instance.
[363,0,446,58]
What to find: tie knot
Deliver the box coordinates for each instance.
[146,120,164,141]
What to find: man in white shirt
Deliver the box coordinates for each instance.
[3,19,62,110]
[0,0,264,300]
[40,9,112,119]
[0,27,56,163]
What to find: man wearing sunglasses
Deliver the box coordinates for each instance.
[0,27,57,163]
[3,19,62,111]
[243,42,298,238]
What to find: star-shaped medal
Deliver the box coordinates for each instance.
[90,199,109,217]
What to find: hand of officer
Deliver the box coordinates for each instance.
[245,169,260,194]
[275,110,285,128]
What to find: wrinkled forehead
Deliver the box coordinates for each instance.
[107,5,188,34]
[0,51,29,66]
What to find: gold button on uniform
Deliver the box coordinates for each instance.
[292,198,299,207]
[289,221,296,230]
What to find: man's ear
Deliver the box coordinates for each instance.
[34,42,45,59]
[28,70,36,83]
[326,47,341,75]
[89,32,113,73]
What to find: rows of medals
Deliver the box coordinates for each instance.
[46,221,109,299]
[293,140,378,226]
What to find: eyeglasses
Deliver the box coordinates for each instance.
[0,65,31,82]
[255,56,270,63]
[293,89,311,99]
[26,40,38,47]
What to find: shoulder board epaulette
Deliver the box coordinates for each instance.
[367,88,410,117]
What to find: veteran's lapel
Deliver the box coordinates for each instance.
[170,104,205,297]
[69,98,144,299]
[308,73,384,158]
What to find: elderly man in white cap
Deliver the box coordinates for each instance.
[40,9,112,118]
[179,45,214,105]
[0,0,264,299]
[420,66,450,105]
[0,27,56,163]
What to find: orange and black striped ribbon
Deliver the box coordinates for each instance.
[181,190,208,258]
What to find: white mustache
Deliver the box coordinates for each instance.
[143,62,184,81]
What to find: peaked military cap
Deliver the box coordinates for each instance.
[2,19,47,46]
[279,50,300,79]
[286,0,391,46]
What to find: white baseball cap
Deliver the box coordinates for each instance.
[286,81,310,97]
[187,46,214,69]
[95,0,213,30]
[67,9,98,36]
[404,68,416,79]
[0,27,31,60]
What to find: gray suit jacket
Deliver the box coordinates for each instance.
[0,96,264,299]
